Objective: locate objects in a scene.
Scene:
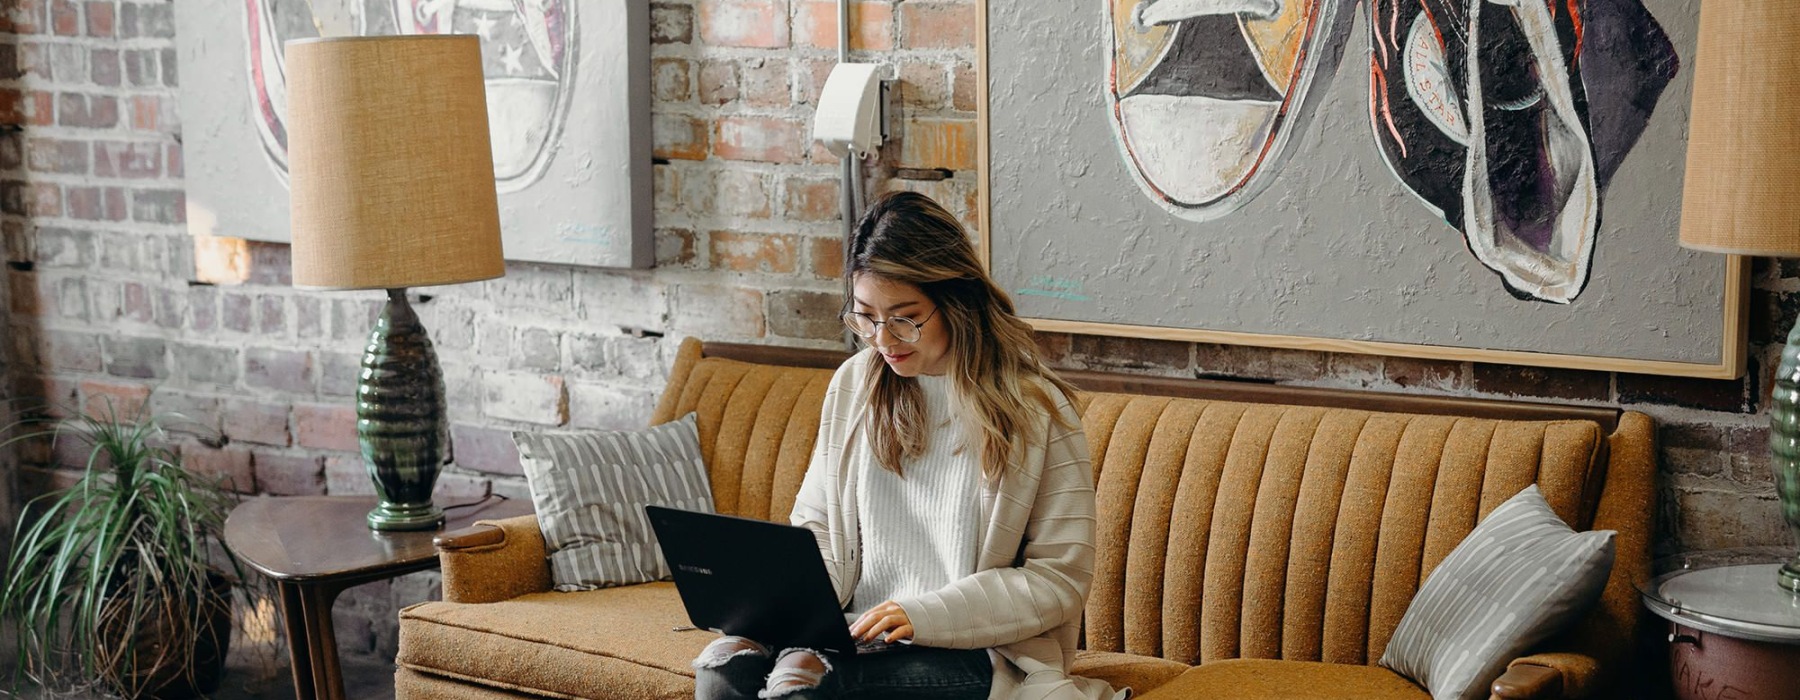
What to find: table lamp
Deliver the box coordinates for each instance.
[1677,1,1800,590]
[285,35,504,531]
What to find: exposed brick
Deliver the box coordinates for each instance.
[27,181,61,217]
[738,58,790,108]
[323,455,374,496]
[650,2,694,43]
[92,140,160,178]
[123,48,157,86]
[449,424,522,475]
[657,227,698,268]
[951,62,977,112]
[674,284,764,339]
[152,286,185,328]
[484,265,573,311]
[785,177,840,223]
[89,47,118,86]
[183,443,255,493]
[652,57,692,102]
[1076,336,1191,373]
[0,45,14,81]
[65,185,126,221]
[130,188,183,223]
[768,289,843,340]
[698,60,737,105]
[294,404,359,452]
[165,142,181,177]
[121,280,151,322]
[317,351,362,398]
[253,453,325,496]
[1473,364,1611,403]
[331,298,379,341]
[481,371,568,426]
[575,272,669,333]
[511,327,562,372]
[257,294,286,335]
[652,113,709,161]
[32,227,93,268]
[1618,372,1753,413]
[223,399,290,447]
[709,230,799,273]
[813,233,846,278]
[244,347,313,393]
[119,0,173,38]
[79,380,150,421]
[147,392,222,436]
[714,116,807,163]
[53,276,86,321]
[160,47,176,86]
[899,118,976,171]
[221,291,253,332]
[295,296,323,339]
[27,137,87,174]
[568,381,659,431]
[715,170,772,218]
[84,0,112,37]
[103,335,167,379]
[41,329,102,372]
[699,0,788,48]
[901,2,975,49]
[898,60,948,110]
[50,0,77,35]
[0,89,22,125]
[175,343,239,386]
[57,93,118,128]
[189,285,218,332]
[796,0,894,50]
[1385,357,1467,392]
[0,132,19,170]
[1325,353,1384,388]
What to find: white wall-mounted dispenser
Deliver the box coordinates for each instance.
[812,62,888,159]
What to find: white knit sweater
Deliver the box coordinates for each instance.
[792,349,1115,700]
[851,374,983,615]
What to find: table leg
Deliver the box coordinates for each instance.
[297,583,347,700]
[276,581,316,700]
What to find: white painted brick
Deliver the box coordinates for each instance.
[575,271,669,332]
[567,380,658,431]
[482,371,568,426]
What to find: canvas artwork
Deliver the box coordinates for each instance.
[175,0,651,268]
[985,0,1744,377]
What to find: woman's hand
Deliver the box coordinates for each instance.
[849,601,914,643]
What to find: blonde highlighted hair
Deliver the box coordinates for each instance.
[846,191,1077,479]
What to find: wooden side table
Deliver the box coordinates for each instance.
[224,495,531,700]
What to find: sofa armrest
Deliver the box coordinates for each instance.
[434,514,553,604]
[1489,652,1600,700]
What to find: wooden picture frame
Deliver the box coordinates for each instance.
[976,0,1748,380]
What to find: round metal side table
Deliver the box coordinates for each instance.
[1638,549,1800,700]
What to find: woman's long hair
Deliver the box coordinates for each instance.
[847,191,1078,479]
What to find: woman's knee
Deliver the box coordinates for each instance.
[694,636,770,669]
[758,649,832,699]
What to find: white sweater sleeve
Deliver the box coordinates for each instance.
[790,356,860,608]
[894,398,1097,649]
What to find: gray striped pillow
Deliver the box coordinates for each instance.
[1379,484,1614,700]
[514,413,713,591]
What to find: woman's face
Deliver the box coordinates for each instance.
[852,274,950,377]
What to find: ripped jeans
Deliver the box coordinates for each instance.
[692,636,991,700]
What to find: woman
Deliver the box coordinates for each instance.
[692,192,1117,700]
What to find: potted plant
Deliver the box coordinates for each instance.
[1,402,248,698]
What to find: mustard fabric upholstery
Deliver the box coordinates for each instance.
[1068,651,1189,695]
[1136,659,1431,699]
[397,338,1655,700]
[399,583,707,700]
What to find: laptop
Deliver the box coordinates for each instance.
[645,505,901,655]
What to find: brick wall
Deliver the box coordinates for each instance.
[0,0,1791,665]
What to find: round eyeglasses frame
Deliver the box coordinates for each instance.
[841,306,939,343]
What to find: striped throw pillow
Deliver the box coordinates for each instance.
[514,413,714,591]
[1379,484,1615,700]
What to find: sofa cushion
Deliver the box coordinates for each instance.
[1135,659,1430,699]
[1379,485,1615,700]
[1069,650,1189,695]
[515,414,713,591]
[398,582,710,700]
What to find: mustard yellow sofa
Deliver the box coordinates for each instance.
[394,339,1654,700]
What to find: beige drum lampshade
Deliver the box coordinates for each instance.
[1678,0,1800,257]
[286,35,504,290]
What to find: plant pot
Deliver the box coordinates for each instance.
[96,570,234,699]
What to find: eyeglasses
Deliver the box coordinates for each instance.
[842,307,938,343]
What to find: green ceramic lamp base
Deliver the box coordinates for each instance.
[358,288,450,533]
[1770,310,1800,593]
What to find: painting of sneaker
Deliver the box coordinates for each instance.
[1369,0,1676,303]
[1107,0,1355,221]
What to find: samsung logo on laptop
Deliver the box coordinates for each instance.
[677,564,714,576]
